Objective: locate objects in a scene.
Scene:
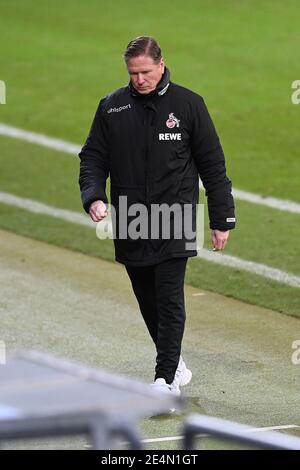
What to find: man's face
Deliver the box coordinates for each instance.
[126,55,165,94]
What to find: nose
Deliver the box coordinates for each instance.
[137,73,145,85]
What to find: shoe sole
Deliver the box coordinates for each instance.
[179,368,192,386]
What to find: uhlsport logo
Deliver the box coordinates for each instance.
[166,112,180,128]
[107,104,131,113]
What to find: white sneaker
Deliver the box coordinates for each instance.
[150,378,181,396]
[170,356,192,394]
[150,378,178,413]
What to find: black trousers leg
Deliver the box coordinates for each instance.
[154,258,187,384]
[125,257,187,385]
[125,264,158,344]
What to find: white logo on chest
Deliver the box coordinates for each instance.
[159,133,182,140]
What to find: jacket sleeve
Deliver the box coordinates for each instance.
[78,99,110,213]
[191,97,236,231]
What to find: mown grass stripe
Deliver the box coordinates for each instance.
[1,123,300,215]
[0,191,299,289]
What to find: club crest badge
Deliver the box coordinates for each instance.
[166,112,180,129]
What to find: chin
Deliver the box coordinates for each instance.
[137,88,154,94]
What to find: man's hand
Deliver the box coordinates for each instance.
[211,229,230,251]
[89,200,108,222]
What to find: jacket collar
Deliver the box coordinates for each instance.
[129,67,170,99]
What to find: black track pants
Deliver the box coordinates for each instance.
[125,257,187,384]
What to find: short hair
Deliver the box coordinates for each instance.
[123,36,162,64]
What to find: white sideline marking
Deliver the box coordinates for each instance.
[0,191,299,289]
[199,180,300,215]
[197,249,300,288]
[0,192,94,228]
[232,189,300,215]
[245,424,299,433]
[0,123,80,155]
[141,425,300,443]
[1,122,300,215]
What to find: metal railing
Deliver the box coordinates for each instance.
[182,414,300,450]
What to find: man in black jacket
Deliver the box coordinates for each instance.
[78,36,235,396]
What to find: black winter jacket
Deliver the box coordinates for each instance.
[78,68,235,266]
